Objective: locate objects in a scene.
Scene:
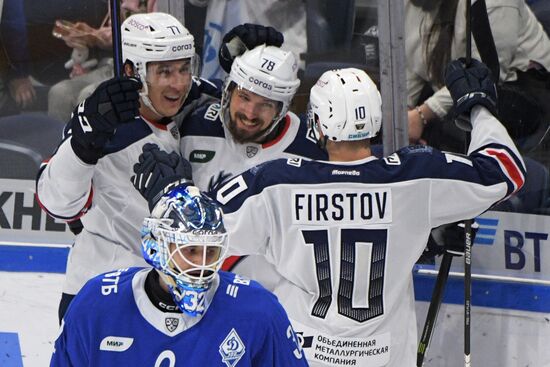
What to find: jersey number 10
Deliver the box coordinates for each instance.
[302,228,387,323]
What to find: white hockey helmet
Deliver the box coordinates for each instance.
[308,68,382,143]
[221,45,300,130]
[122,12,196,114]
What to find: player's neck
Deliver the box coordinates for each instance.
[327,142,372,162]
[144,270,181,313]
[140,105,171,125]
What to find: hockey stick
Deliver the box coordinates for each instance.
[416,252,453,367]
[463,219,473,366]
[417,3,475,365]
[109,0,123,77]
[464,1,473,365]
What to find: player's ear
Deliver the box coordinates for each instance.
[123,60,136,78]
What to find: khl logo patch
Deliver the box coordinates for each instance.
[165,317,179,332]
[170,125,180,140]
[219,328,245,367]
[246,146,258,158]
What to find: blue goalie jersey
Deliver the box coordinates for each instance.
[50,268,307,367]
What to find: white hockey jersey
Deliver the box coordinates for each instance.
[36,79,222,296]
[179,102,327,192]
[210,107,526,367]
[36,117,180,294]
[179,102,327,289]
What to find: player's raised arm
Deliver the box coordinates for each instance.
[36,77,141,221]
[426,58,526,227]
[445,57,522,159]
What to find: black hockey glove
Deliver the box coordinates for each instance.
[426,221,480,258]
[445,58,498,130]
[219,23,284,73]
[70,77,142,164]
[132,143,193,211]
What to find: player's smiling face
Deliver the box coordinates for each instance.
[228,87,282,144]
[142,59,192,120]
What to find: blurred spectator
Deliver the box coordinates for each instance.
[406,0,550,152]
[188,0,306,79]
[47,0,154,123]
[0,0,36,116]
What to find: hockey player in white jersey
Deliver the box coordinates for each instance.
[206,62,526,366]
[175,44,326,287]
[35,12,279,321]
[50,185,307,367]
[179,44,326,191]
[134,44,326,289]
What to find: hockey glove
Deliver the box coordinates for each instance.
[70,77,142,164]
[219,23,284,73]
[445,58,498,130]
[430,221,480,257]
[132,143,193,210]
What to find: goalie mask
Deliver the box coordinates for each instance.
[122,12,197,116]
[220,45,300,142]
[308,68,382,147]
[141,185,227,316]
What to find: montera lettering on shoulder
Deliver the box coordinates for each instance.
[292,188,392,224]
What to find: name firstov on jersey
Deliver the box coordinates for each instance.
[292,188,392,224]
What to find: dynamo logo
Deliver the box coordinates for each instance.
[474,217,499,245]
[219,328,246,367]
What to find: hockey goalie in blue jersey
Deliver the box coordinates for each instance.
[208,62,526,366]
[50,185,307,367]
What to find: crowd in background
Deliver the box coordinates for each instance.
[1,0,549,213]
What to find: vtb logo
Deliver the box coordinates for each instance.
[477,217,548,272]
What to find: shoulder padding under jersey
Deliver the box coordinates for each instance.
[179,102,226,138]
[283,113,328,160]
[213,141,525,214]
[185,77,223,106]
[216,271,283,317]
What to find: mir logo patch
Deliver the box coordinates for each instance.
[99,336,134,352]
[219,328,245,367]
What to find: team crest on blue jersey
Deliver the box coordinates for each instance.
[219,328,246,367]
[246,146,258,158]
[165,317,179,332]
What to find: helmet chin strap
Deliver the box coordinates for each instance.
[317,135,329,151]
[138,79,164,119]
[141,91,164,120]
[257,112,286,142]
